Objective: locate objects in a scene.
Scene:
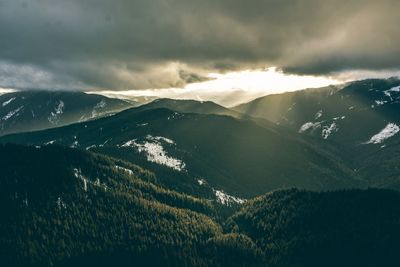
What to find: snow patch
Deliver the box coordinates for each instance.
[48,100,65,124]
[387,85,400,92]
[85,145,97,150]
[333,116,346,121]
[314,110,323,120]
[70,136,79,148]
[73,168,87,191]
[92,100,107,118]
[197,179,206,186]
[167,112,183,120]
[375,100,387,106]
[115,165,134,176]
[2,97,16,107]
[322,122,338,139]
[214,189,245,206]
[365,123,400,144]
[44,140,56,145]
[99,138,111,147]
[73,168,107,191]
[299,122,321,133]
[382,86,400,102]
[151,135,174,144]
[121,135,185,171]
[56,197,66,209]
[2,106,23,121]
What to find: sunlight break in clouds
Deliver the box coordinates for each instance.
[186,67,340,92]
[91,67,341,107]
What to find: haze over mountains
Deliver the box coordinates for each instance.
[2,77,400,266]
[0,91,134,136]
[235,77,400,189]
[234,78,400,146]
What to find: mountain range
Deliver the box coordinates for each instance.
[0,99,359,198]
[234,77,400,189]
[2,78,400,266]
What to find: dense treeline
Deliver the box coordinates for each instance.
[227,188,400,267]
[2,144,400,266]
[0,144,248,267]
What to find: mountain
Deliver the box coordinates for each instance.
[234,78,400,146]
[135,98,245,118]
[0,90,134,136]
[0,103,359,198]
[227,188,400,267]
[234,78,400,189]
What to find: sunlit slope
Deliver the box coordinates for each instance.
[0,105,359,197]
[234,78,400,145]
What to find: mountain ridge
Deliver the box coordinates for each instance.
[0,90,134,136]
[0,105,360,198]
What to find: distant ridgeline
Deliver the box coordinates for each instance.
[0,91,134,136]
[1,144,400,267]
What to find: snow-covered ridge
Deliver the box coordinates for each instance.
[121,135,185,171]
[2,97,16,107]
[365,123,400,144]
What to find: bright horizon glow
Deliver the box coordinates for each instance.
[91,67,342,106]
[186,67,341,92]
[4,67,398,106]
[0,88,17,95]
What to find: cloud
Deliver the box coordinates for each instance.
[0,0,399,90]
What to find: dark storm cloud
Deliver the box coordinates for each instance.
[0,0,399,90]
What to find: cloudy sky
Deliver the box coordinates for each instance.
[0,0,399,104]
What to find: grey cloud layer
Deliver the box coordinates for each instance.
[0,0,399,89]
